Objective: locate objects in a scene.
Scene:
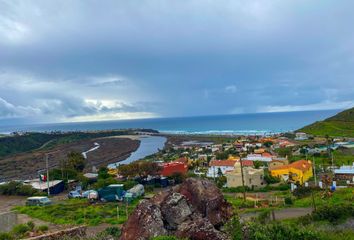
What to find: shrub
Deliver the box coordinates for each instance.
[0,232,13,240]
[245,222,320,240]
[26,221,35,231]
[224,215,242,240]
[36,225,49,232]
[284,197,293,205]
[11,224,30,237]
[263,173,280,184]
[103,226,121,237]
[293,186,319,198]
[222,186,250,193]
[312,205,354,224]
[0,181,42,196]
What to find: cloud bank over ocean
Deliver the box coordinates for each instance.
[0,1,354,124]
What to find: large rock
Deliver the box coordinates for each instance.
[177,178,233,228]
[119,200,167,240]
[120,178,233,240]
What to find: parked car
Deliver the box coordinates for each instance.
[82,190,98,199]
[26,196,52,206]
[68,190,81,199]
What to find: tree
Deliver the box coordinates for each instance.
[216,152,228,160]
[67,152,86,172]
[118,161,162,178]
[263,141,273,148]
[253,161,262,169]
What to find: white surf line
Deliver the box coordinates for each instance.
[82,142,100,159]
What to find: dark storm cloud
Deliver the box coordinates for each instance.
[0,0,353,123]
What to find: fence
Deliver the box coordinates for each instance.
[0,211,18,232]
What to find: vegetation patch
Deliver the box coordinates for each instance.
[14,198,140,226]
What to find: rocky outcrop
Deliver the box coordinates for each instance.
[120,178,233,240]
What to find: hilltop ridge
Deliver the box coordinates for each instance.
[298,107,354,137]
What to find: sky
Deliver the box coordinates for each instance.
[0,0,354,124]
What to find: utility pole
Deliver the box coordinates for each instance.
[240,157,246,202]
[45,153,50,196]
[313,156,317,187]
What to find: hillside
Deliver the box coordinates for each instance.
[298,107,354,137]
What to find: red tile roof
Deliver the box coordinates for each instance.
[209,160,236,167]
[161,162,188,177]
[262,152,273,158]
[174,157,188,164]
[241,160,254,167]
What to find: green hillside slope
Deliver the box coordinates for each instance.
[298,107,354,137]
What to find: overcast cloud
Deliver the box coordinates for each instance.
[0,0,353,124]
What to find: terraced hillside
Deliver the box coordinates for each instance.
[298,107,354,137]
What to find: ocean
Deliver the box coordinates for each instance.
[0,109,339,135]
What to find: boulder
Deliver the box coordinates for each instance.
[177,178,233,227]
[120,200,167,240]
[120,178,233,240]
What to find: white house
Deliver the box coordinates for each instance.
[245,153,273,162]
[207,160,236,178]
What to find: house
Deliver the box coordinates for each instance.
[207,160,236,178]
[270,160,313,184]
[161,162,188,177]
[254,148,265,154]
[245,153,273,162]
[295,132,308,140]
[24,179,65,195]
[226,161,264,188]
[268,158,289,170]
[174,157,189,165]
[334,163,354,181]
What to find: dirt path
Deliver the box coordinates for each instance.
[240,207,312,222]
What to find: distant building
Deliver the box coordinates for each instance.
[254,148,265,154]
[226,162,264,188]
[334,163,354,181]
[245,153,273,162]
[270,160,313,184]
[161,162,188,177]
[207,160,236,178]
[295,132,308,140]
[24,179,65,195]
[268,158,289,171]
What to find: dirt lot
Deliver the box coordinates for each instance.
[0,137,139,181]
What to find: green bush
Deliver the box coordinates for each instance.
[263,173,280,184]
[0,181,43,196]
[36,225,49,232]
[223,186,251,193]
[312,204,354,224]
[103,226,121,237]
[0,232,13,240]
[26,221,35,231]
[284,197,293,205]
[11,224,30,237]
[245,222,320,240]
[293,186,319,198]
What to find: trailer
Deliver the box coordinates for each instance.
[98,184,125,202]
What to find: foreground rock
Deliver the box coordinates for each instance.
[120,178,233,240]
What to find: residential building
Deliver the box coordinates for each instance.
[268,158,289,171]
[161,162,188,177]
[334,163,354,181]
[245,153,273,162]
[295,132,308,140]
[270,160,313,184]
[207,160,236,178]
[226,162,264,188]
